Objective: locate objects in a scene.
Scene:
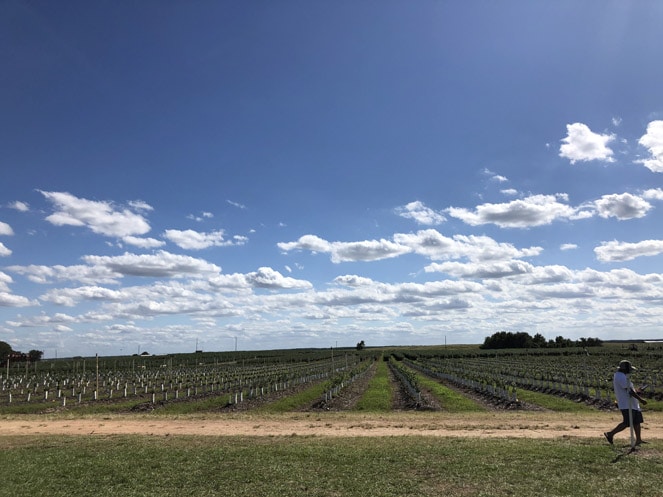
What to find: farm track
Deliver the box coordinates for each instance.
[2,411,663,440]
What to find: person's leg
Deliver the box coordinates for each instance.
[605,421,627,443]
[634,411,646,444]
[605,410,631,443]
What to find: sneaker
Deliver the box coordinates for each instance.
[604,432,613,445]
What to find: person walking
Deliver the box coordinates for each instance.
[604,360,647,446]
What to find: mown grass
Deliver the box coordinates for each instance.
[515,389,597,412]
[255,381,330,413]
[414,371,486,412]
[1,434,661,497]
[352,358,392,411]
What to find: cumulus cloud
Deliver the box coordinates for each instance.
[446,194,584,228]
[642,188,663,200]
[393,230,541,261]
[425,260,534,279]
[0,292,33,307]
[0,221,14,236]
[595,239,663,262]
[278,235,411,263]
[6,263,120,285]
[41,286,127,306]
[82,251,221,278]
[0,271,33,307]
[0,242,11,257]
[122,236,166,249]
[245,267,312,290]
[9,201,29,212]
[637,120,663,172]
[40,191,152,237]
[164,229,247,250]
[594,193,652,220]
[279,229,540,266]
[396,201,446,225]
[559,123,615,164]
[560,244,578,251]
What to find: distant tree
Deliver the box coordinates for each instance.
[28,350,44,362]
[0,341,12,360]
[532,333,547,348]
[356,340,365,351]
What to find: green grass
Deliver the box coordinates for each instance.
[414,371,486,412]
[1,434,661,497]
[352,358,392,411]
[255,381,329,413]
[515,389,601,412]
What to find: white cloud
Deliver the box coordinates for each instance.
[0,292,33,307]
[122,236,166,249]
[395,201,446,225]
[41,286,127,306]
[0,221,14,236]
[279,235,411,263]
[501,189,518,196]
[7,263,120,285]
[447,194,583,228]
[560,243,578,251]
[594,193,652,220]
[637,120,663,172]
[0,271,13,292]
[82,251,221,278]
[0,271,33,307]
[40,191,152,237]
[164,229,247,250]
[559,123,615,164]
[0,242,11,257]
[642,188,663,200]
[9,201,29,212]
[595,239,663,262]
[425,260,534,279]
[245,267,312,290]
[394,230,541,262]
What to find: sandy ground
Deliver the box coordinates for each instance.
[2,411,662,441]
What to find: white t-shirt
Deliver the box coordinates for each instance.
[613,371,640,410]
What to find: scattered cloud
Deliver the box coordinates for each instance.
[593,193,652,220]
[227,200,246,209]
[559,123,615,164]
[446,194,586,228]
[9,201,29,212]
[40,191,152,238]
[395,201,446,225]
[595,239,663,262]
[636,120,663,172]
[0,221,14,236]
[122,236,166,249]
[560,243,578,251]
[163,229,247,250]
[0,243,11,257]
[82,251,222,278]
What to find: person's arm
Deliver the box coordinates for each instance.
[629,388,647,405]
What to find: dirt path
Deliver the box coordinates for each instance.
[2,411,662,440]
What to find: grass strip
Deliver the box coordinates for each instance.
[1,434,661,497]
[515,389,598,412]
[255,381,329,413]
[413,370,486,412]
[352,358,392,411]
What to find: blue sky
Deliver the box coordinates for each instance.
[2,1,663,357]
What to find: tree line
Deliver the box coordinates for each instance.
[0,341,43,366]
[480,331,602,350]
